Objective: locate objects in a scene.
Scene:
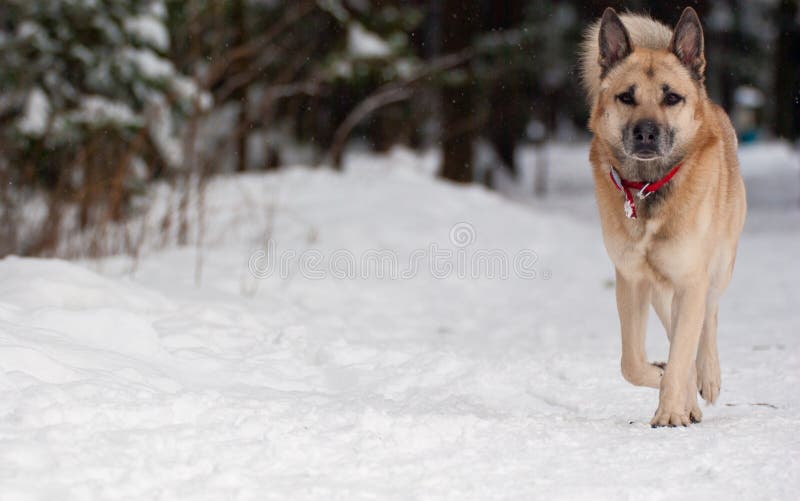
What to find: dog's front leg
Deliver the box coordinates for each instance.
[651,282,707,427]
[615,270,663,388]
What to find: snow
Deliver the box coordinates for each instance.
[73,95,142,127]
[15,21,46,44]
[122,47,175,81]
[348,22,392,58]
[124,14,170,52]
[171,75,213,111]
[16,87,50,136]
[734,85,765,108]
[120,45,211,110]
[145,94,184,169]
[0,143,798,499]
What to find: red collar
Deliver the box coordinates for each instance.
[608,162,683,219]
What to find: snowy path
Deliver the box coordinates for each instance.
[0,144,798,499]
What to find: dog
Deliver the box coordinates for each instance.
[580,7,746,426]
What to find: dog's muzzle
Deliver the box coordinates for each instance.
[624,119,667,160]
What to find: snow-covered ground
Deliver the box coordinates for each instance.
[0,143,798,500]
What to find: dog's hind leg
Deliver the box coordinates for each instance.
[616,270,663,388]
[696,304,720,404]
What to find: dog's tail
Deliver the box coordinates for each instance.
[579,13,673,104]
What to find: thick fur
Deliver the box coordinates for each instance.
[581,13,673,104]
[581,8,746,427]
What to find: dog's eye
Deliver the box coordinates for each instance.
[663,92,684,106]
[616,91,636,106]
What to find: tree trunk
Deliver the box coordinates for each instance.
[231,0,249,172]
[439,0,479,183]
[774,0,800,141]
[485,0,526,177]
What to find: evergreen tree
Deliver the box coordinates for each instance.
[0,0,208,186]
[0,0,209,253]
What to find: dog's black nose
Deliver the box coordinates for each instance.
[632,120,660,146]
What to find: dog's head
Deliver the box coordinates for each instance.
[589,7,707,163]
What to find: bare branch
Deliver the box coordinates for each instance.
[330,48,474,168]
[202,0,317,90]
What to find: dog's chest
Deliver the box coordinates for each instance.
[613,217,674,282]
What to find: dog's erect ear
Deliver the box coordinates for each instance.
[670,7,705,80]
[598,8,633,76]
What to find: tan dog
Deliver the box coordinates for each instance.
[580,7,746,426]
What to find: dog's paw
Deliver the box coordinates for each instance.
[696,357,720,404]
[651,389,693,427]
[650,406,692,427]
[686,369,702,423]
[689,402,703,423]
[621,361,665,388]
[683,382,703,423]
